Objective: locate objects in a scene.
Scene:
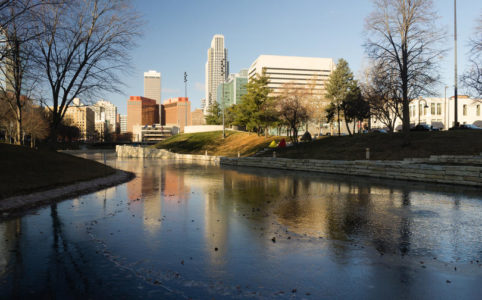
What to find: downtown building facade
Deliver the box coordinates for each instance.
[248,55,335,96]
[91,99,117,133]
[163,97,191,132]
[204,34,228,115]
[217,69,248,107]
[144,70,162,122]
[64,98,95,141]
[126,96,159,133]
[373,95,482,131]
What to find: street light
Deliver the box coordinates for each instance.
[418,98,429,125]
[444,85,449,130]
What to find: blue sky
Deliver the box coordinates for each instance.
[103,0,481,115]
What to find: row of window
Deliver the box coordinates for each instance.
[410,103,481,117]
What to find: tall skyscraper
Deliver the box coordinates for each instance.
[204,34,228,115]
[144,70,161,121]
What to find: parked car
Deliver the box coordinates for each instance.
[372,129,388,133]
[449,124,482,130]
[410,124,431,131]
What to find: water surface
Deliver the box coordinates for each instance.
[1,154,481,299]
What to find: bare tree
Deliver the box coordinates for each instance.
[33,0,141,138]
[364,0,446,134]
[277,83,310,144]
[462,15,482,98]
[23,102,49,147]
[360,60,402,132]
[0,1,41,144]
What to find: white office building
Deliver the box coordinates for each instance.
[372,95,482,130]
[92,100,117,133]
[248,55,335,96]
[204,34,228,114]
[120,115,127,133]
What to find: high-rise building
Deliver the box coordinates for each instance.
[92,99,117,133]
[217,69,248,108]
[64,98,95,141]
[204,34,228,115]
[163,97,191,132]
[127,96,159,133]
[120,115,127,133]
[144,70,162,121]
[248,55,335,96]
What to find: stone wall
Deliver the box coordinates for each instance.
[220,156,482,187]
[116,146,482,186]
[116,145,220,163]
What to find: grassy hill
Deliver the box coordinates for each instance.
[152,130,282,157]
[0,143,116,199]
[257,131,482,161]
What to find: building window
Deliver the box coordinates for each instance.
[431,103,435,115]
[477,105,480,116]
[437,103,441,115]
[463,105,467,116]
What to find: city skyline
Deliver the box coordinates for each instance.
[97,0,479,115]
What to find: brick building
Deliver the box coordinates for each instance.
[163,97,191,132]
[127,96,159,133]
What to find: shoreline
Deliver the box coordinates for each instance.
[0,170,135,214]
[116,145,482,187]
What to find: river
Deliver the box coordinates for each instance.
[0,153,481,299]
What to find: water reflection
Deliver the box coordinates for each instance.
[1,156,481,299]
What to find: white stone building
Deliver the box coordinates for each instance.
[248,55,335,96]
[92,100,117,133]
[372,95,482,130]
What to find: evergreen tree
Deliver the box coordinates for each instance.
[325,59,356,135]
[205,101,222,125]
[235,70,276,134]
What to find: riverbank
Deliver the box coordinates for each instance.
[258,131,482,160]
[116,145,482,186]
[0,144,134,211]
[151,130,282,157]
[0,170,134,213]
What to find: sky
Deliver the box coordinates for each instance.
[101,0,482,115]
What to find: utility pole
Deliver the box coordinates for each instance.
[454,0,458,127]
[221,58,226,139]
[184,72,188,130]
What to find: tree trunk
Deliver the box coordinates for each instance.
[337,105,341,136]
[15,106,22,145]
[345,118,352,136]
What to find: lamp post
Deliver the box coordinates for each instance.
[418,98,429,125]
[444,85,448,129]
[184,72,188,131]
[454,0,459,127]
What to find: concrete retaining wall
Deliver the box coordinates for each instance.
[116,145,220,163]
[116,145,482,186]
[184,125,223,133]
[220,156,482,187]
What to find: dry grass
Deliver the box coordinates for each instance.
[0,143,115,199]
[152,131,282,157]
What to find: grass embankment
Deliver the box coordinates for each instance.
[152,130,282,157]
[0,143,115,199]
[258,131,482,161]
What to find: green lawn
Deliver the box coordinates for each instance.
[152,130,283,157]
[0,143,116,199]
[258,131,482,161]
